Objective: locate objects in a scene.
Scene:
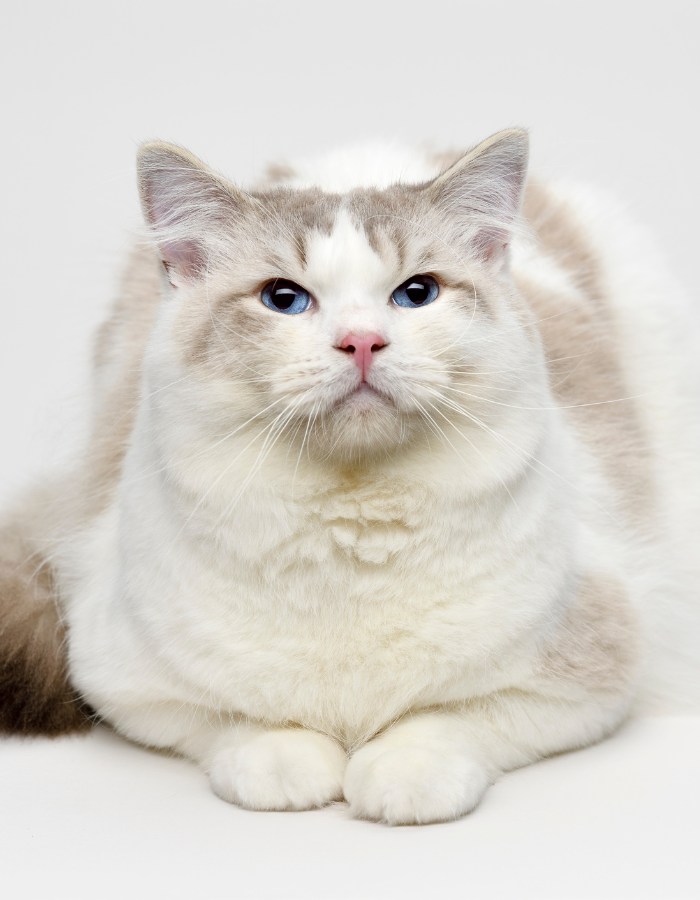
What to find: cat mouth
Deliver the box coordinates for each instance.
[353,383,380,397]
[334,381,393,410]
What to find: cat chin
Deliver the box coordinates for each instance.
[309,392,414,462]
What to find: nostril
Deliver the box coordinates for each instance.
[336,332,388,377]
[337,333,388,355]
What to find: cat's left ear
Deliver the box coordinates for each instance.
[137,141,252,287]
[427,128,529,266]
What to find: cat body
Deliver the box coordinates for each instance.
[3,131,699,823]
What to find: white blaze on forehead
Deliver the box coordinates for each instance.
[305,209,388,294]
[304,209,394,338]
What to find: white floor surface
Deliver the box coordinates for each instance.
[2,717,698,900]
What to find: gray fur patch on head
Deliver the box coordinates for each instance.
[342,186,494,317]
[249,187,343,270]
[345,187,425,270]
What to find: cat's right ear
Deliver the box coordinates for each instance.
[137,142,250,287]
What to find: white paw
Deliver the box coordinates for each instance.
[344,739,490,825]
[208,728,347,811]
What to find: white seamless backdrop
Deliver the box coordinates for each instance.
[1,3,698,898]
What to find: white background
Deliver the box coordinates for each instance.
[1,2,698,898]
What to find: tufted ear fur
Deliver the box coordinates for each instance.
[137,142,252,286]
[427,128,529,266]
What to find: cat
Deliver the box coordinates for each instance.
[1,128,699,825]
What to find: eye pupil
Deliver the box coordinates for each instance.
[406,282,428,304]
[261,279,312,315]
[391,275,439,309]
[272,288,295,309]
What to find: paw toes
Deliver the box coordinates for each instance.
[345,745,489,825]
[210,729,346,811]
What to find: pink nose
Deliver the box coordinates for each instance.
[336,332,388,379]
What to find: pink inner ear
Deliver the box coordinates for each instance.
[472,227,510,264]
[160,239,205,284]
[141,169,209,284]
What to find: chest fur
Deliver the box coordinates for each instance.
[67,468,564,747]
[127,482,551,725]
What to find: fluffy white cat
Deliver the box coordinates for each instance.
[2,129,698,825]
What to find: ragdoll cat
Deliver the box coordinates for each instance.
[1,129,699,825]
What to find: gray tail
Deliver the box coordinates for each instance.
[0,522,93,735]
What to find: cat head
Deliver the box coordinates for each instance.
[137,130,546,476]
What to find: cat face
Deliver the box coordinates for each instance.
[138,132,546,469]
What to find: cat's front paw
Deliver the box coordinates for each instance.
[345,738,490,825]
[209,728,347,811]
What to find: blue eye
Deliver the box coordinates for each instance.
[391,274,439,309]
[261,279,312,315]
